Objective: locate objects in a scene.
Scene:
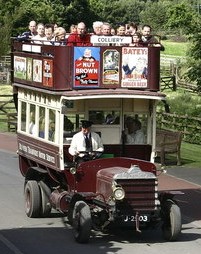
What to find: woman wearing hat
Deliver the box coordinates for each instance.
[69,120,104,161]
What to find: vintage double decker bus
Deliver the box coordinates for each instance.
[11,36,182,243]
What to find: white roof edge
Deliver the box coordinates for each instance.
[61,94,166,101]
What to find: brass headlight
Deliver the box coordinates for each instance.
[112,184,125,201]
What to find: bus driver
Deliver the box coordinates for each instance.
[68,120,104,161]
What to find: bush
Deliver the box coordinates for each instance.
[158,89,201,118]
[167,90,201,117]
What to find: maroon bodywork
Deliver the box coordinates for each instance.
[65,157,156,193]
[11,41,161,91]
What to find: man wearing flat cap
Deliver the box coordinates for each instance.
[69,120,104,160]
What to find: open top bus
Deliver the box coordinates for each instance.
[11,37,182,243]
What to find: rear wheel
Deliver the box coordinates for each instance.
[38,181,52,217]
[72,201,92,243]
[162,200,182,241]
[24,180,41,218]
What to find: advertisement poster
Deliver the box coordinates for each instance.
[103,49,120,85]
[121,47,148,88]
[14,56,26,80]
[74,47,100,88]
[26,58,32,81]
[33,59,42,83]
[43,59,53,87]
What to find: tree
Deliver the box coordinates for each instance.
[12,0,59,35]
[165,1,201,91]
[61,0,95,30]
[165,2,196,35]
[139,0,170,33]
[89,0,145,28]
[186,30,201,91]
[0,0,21,56]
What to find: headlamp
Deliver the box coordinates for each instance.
[112,182,125,200]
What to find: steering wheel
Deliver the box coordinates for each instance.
[76,151,103,160]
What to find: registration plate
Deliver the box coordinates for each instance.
[123,214,150,222]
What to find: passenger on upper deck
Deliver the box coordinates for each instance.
[69,120,104,161]
[111,27,116,35]
[54,27,67,45]
[32,23,45,44]
[126,22,138,35]
[92,21,103,35]
[95,22,113,46]
[70,24,77,34]
[43,24,54,44]
[141,25,165,50]
[116,25,126,36]
[17,20,37,41]
[129,32,143,47]
[66,24,77,39]
[67,22,92,46]
[53,23,58,31]
[101,22,112,36]
[116,24,130,46]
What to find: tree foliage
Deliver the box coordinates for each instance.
[165,2,196,35]
[89,0,145,27]
[186,31,201,91]
[139,0,169,32]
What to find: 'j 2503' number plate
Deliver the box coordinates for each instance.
[123,215,149,222]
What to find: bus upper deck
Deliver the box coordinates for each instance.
[11,38,161,92]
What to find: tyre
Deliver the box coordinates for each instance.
[38,181,52,217]
[68,195,83,225]
[24,180,41,218]
[68,202,74,225]
[162,200,182,241]
[72,201,92,243]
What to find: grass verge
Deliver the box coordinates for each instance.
[161,40,189,57]
[0,84,15,132]
[163,142,201,169]
[180,142,201,168]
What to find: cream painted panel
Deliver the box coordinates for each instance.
[123,98,133,111]
[92,125,121,144]
[133,99,149,112]
[87,98,121,109]
[123,98,149,112]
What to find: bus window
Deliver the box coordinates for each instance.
[20,101,26,132]
[64,115,74,132]
[49,109,56,142]
[29,105,37,136]
[89,111,120,125]
[63,113,85,144]
[39,106,45,138]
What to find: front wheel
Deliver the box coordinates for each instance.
[72,201,92,243]
[162,200,182,241]
[24,180,41,218]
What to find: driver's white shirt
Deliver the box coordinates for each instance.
[68,131,104,156]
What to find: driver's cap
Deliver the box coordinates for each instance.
[81,120,93,128]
